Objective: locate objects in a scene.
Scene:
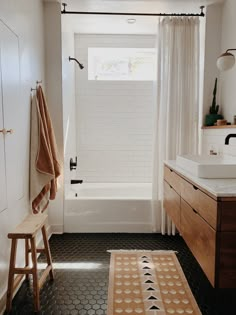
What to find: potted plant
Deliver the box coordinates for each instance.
[205,78,223,126]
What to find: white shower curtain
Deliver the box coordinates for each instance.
[152,17,200,235]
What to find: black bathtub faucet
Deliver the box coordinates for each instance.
[70,157,77,171]
[71,179,83,184]
[225,134,236,145]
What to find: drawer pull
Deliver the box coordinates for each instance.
[193,185,198,190]
[169,184,173,189]
[192,208,198,214]
[170,169,173,172]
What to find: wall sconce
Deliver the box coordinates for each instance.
[217,49,236,71]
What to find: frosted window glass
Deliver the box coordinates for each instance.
[88,48,156,81]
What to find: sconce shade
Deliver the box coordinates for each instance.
[217,52,235,71]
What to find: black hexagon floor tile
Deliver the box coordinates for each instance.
[4,233,236,315]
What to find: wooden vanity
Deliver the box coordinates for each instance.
[164,162,236,288]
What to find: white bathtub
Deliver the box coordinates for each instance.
[64,183,153,233]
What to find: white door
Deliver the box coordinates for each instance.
[0,53,7,213]
[0,21,24,206]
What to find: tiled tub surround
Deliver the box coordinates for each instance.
[164,160,236,288]
[64,183,153,233]
[202,128,236,156]
[74,34,155,183]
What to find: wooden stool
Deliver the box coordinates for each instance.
[6,214,54,313]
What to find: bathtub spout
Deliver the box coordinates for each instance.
[71,179,83,184]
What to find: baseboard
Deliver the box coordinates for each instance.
[0,225,52,315]
[51,224,63,234]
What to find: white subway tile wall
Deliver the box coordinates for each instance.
[75,34,155,183]
[202,129,236,156]
[62,31,77,189]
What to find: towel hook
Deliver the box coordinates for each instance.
[31,80,43,92]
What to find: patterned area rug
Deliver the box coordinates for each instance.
[107,250,202,315]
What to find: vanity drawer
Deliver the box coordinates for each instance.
[181,199,216,286]
[164,166,182,195]
[164,181,181,231]
[181,179,217,229]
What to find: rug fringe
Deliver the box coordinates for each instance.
[107,249,178,254]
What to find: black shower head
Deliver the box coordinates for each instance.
[79,62,84,70]
[69,56,84,70]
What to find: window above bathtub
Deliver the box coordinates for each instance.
[88,47,156,81]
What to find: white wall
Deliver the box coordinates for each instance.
[0,0,45,311]
[202,0,236,155]
[44,2,64,233]
[74,34,155,183]
[202,128,236,156]
[219,0,236,123]
[202,3,222,125]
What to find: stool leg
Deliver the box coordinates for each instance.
[41,225,54,280]
[30,237,40,312]
[6,239,18,312]
[25,239,30,281]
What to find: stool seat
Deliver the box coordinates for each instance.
[6,214,54,313]
[8,213,47,239]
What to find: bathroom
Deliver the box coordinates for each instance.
[1,0,236,314]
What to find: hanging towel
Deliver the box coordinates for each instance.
[30,85,61,213]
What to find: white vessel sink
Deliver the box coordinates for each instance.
[176,154,236,178]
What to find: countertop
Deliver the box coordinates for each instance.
[164,160,236,198]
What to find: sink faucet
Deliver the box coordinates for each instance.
[225,134,236,145]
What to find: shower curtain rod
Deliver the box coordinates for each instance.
[61,3,205,17]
